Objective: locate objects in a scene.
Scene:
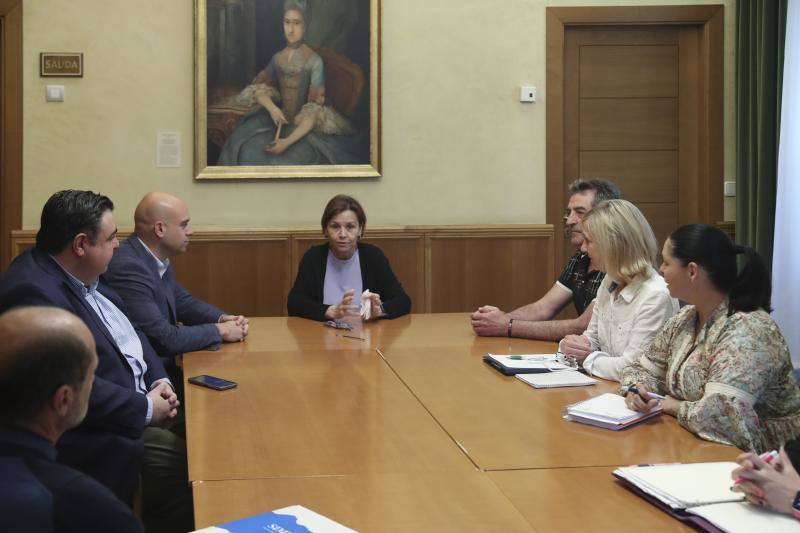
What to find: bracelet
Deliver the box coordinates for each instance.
[508,318,514,338]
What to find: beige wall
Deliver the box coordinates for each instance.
[22,0,735,230]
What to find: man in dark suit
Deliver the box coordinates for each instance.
[0,306,143,533]
[105,191,248,368]
[0,190,192,533]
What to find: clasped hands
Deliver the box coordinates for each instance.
[730,447,800,515]
[470,305,509,336]
[325,289,384,322]
[147,381,179,426]
[217,314,249,342]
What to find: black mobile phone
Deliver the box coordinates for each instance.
[188,374,238,391]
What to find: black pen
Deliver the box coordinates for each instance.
[341,334,366,341]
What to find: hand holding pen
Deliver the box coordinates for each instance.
[624,384,664,412]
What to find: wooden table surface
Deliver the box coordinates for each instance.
[184,314,740,531]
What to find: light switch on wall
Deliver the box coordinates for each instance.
[46,85,64,102]
[519,86,536,103]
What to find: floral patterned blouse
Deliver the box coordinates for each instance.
[620,299,800,453]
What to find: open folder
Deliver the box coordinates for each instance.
[483,353,572,375]
[613,463,799,532]
[564,393,661,430]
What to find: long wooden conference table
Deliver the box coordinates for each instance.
[183,314,740,531]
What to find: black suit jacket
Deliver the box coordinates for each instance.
[0,428,142,533]
[105,237,224,358]
[0,248,168,500]
[287,242,411,321]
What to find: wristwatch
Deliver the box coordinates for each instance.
[793,490,800,520]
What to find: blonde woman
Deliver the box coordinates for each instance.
[560,199,679,380]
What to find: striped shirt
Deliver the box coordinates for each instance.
[53,258,154,423]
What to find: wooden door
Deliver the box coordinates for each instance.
[0,0,22,269]
[547,6,723,274]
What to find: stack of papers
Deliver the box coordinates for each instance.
[613,463,799,532]
[516,371,597,388]
[565,393,661,430]
[483,353,572,375]
[614,462,743,509]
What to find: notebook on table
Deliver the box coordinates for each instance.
[564,392,661,430]
[613,462,799,532]
[516,370,597,388]
[483,353,572,375]
[193,505,356,533]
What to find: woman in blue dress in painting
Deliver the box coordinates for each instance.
[218,0,366,166]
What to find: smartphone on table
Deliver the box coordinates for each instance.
[188,374,237,391]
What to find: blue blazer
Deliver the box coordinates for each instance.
[105,237,224,358]
[0,248,167,501]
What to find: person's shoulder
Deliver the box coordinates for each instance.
[640,269,670,294]
[357,242,386,259]
[302,243,329,259]
[0,250,62,300]
[301,44,322,61]
[107,239,150,275]
[726,308,779,332]
[55,467,142,532]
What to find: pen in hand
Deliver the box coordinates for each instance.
[732,450,779,485]
[624,385,666,401]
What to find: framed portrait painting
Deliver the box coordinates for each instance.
[194,0,381,179]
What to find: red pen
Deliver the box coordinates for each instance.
[733,450,779,485]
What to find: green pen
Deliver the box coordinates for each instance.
[507,355,547,361]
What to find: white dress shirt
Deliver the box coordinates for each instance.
[577,266,679,381]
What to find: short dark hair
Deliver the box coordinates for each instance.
[35,190,114,254]
[668,224,771,314]
[567,179,621,205]
[0,317,95,426]
[320,194,367,234]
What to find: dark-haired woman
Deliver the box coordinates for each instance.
[622,224,800,453]
[287,194,411,321]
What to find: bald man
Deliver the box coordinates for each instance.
[0,307,142,533]
[106,192,249,367]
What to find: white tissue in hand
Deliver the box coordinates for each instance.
[360,290,372,320]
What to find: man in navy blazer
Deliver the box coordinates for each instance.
[0,190,192,533]
[105,191,248,367]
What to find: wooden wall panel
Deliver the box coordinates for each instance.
[580,98,678,151]
[170,234,291,317]
[579,45,678,98]
[580,151,678,203]
[11,226,552,317]
[427,229,554,314]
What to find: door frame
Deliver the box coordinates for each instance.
[546,5,724,270]
[0,0,21,268]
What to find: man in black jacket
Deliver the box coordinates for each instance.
[0,306,142,533]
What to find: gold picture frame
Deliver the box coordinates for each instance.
[194,0,381,180]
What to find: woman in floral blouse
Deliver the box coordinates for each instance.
[622,224,800,453]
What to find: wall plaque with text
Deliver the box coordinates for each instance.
[40,53,83,77]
